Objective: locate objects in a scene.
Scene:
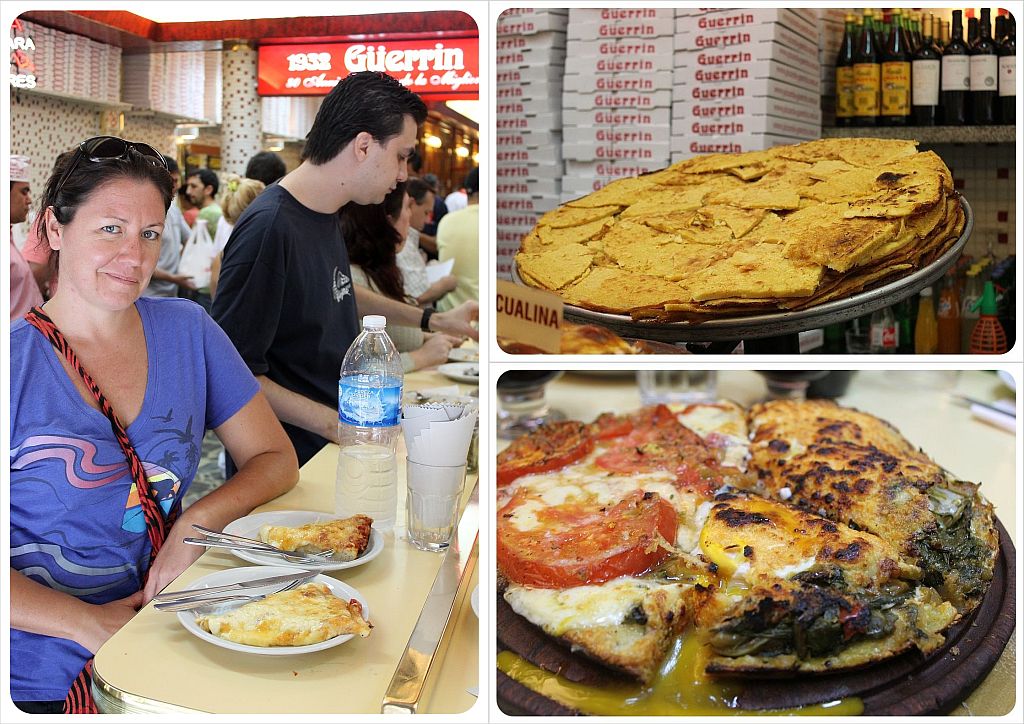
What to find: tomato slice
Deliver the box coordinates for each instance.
[497,490,678,588]
[595,406,725,495]
[589,412,634,440]
[496,421,594,486]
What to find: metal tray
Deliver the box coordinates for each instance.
[511,196,973,343]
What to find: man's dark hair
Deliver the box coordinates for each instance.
[408,148,423,174]
[302,71,427,165]
[245,151,286,187]
[464,167,479,196]
[406,177,434,205]
[162,155,179,174]
[188,168,219,196]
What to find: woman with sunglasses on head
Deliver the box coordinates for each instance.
[341,183,462,372]
[8,137,299,713]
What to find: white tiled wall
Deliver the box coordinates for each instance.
[927,142,1017,261]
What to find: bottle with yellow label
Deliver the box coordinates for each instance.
[881,8,912,124]
[853,8,880,125]
[835,13,857,126]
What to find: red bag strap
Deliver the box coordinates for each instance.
[24,306,173,562]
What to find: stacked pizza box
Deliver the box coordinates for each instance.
[561,8,675,201]
[817,8,847,127]
[672,8,824,162]
[122,52,168,112]
[495,8,568,280]
[204,51,222,124]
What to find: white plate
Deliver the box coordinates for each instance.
[448,347,479,363]
[470,585,479,618]
[997,370,1017,393]
[176,566,369,656]
[221,511,384,571]
[437,362,480,385]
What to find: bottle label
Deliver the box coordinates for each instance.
[942,54,970,90]
[836,66,855,118]
[999,56,1016,97]
[338,377,403,427]
[853,63,881,115]
[912,59,941,105]
[870,324,898,349]
[881,61,912,114]
[969,54,998,90]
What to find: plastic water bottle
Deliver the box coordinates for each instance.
[335,316,404,532]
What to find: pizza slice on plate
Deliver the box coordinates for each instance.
[259,514,373,561]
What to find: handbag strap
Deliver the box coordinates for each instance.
[24,306,171,563]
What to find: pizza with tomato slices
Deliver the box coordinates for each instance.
[496,399,998,685]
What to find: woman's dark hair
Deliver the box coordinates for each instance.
[406,177,434,205]
[340,182,408,301]
[303,71,427,165]
[34,143,174,274]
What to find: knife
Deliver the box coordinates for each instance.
[381,479,478,713]
[152,570,316,602]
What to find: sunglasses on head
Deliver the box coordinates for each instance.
[53,136,168,196]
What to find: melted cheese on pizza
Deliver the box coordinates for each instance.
[195,582,372,647]
[259,514,372,561]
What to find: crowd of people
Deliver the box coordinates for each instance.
[8,70,479,712]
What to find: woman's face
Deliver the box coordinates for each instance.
[391,191,413,243]
[46,176,166,312]
[410,190,435,231]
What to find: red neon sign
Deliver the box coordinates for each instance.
[258,38,479,100]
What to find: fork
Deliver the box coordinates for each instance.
[154,577,309,613]
[190,524,335,563]
[182,537,334,564]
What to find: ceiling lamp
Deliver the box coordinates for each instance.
[424,134,443,149]
[454,146,470,159]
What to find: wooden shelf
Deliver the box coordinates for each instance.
[12,86,131,112]
[821,125,1014,144]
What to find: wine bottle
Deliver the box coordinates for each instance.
[835,14,857,127]
[941,10,970,124]
[940,20,950,51]
[966,8,979,45]
[911,12,923,52]
[881,8,912,125]
[912,14,942,126]
[995,10,1007,43]
[970,7,998,125]
[853,9,881,126]
[998,15,1016,124]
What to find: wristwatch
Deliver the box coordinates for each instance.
[420,307,434,331]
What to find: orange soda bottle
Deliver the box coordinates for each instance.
[936,271,961,354]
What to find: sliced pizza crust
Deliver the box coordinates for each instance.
[195,582,372,647]
[259,514,373,561]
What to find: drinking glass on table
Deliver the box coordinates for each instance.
[756,371,830,401]
[636,370,718,406]
[496,371,564,439]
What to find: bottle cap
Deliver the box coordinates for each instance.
[362,315,387,329]
[920,287,933,297]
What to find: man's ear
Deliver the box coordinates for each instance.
[352,131,375,161]
[43,207,63,251]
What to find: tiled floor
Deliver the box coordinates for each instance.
[182,430,225,509]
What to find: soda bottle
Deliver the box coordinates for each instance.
[960,269,983,354]
[914,288,938,354]
[936,271,961,354]
[869,305,898,353]
[335,315,404,532]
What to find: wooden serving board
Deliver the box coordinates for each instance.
[497,519,1015,717]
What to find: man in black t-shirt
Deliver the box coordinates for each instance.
[212,72,479,467]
